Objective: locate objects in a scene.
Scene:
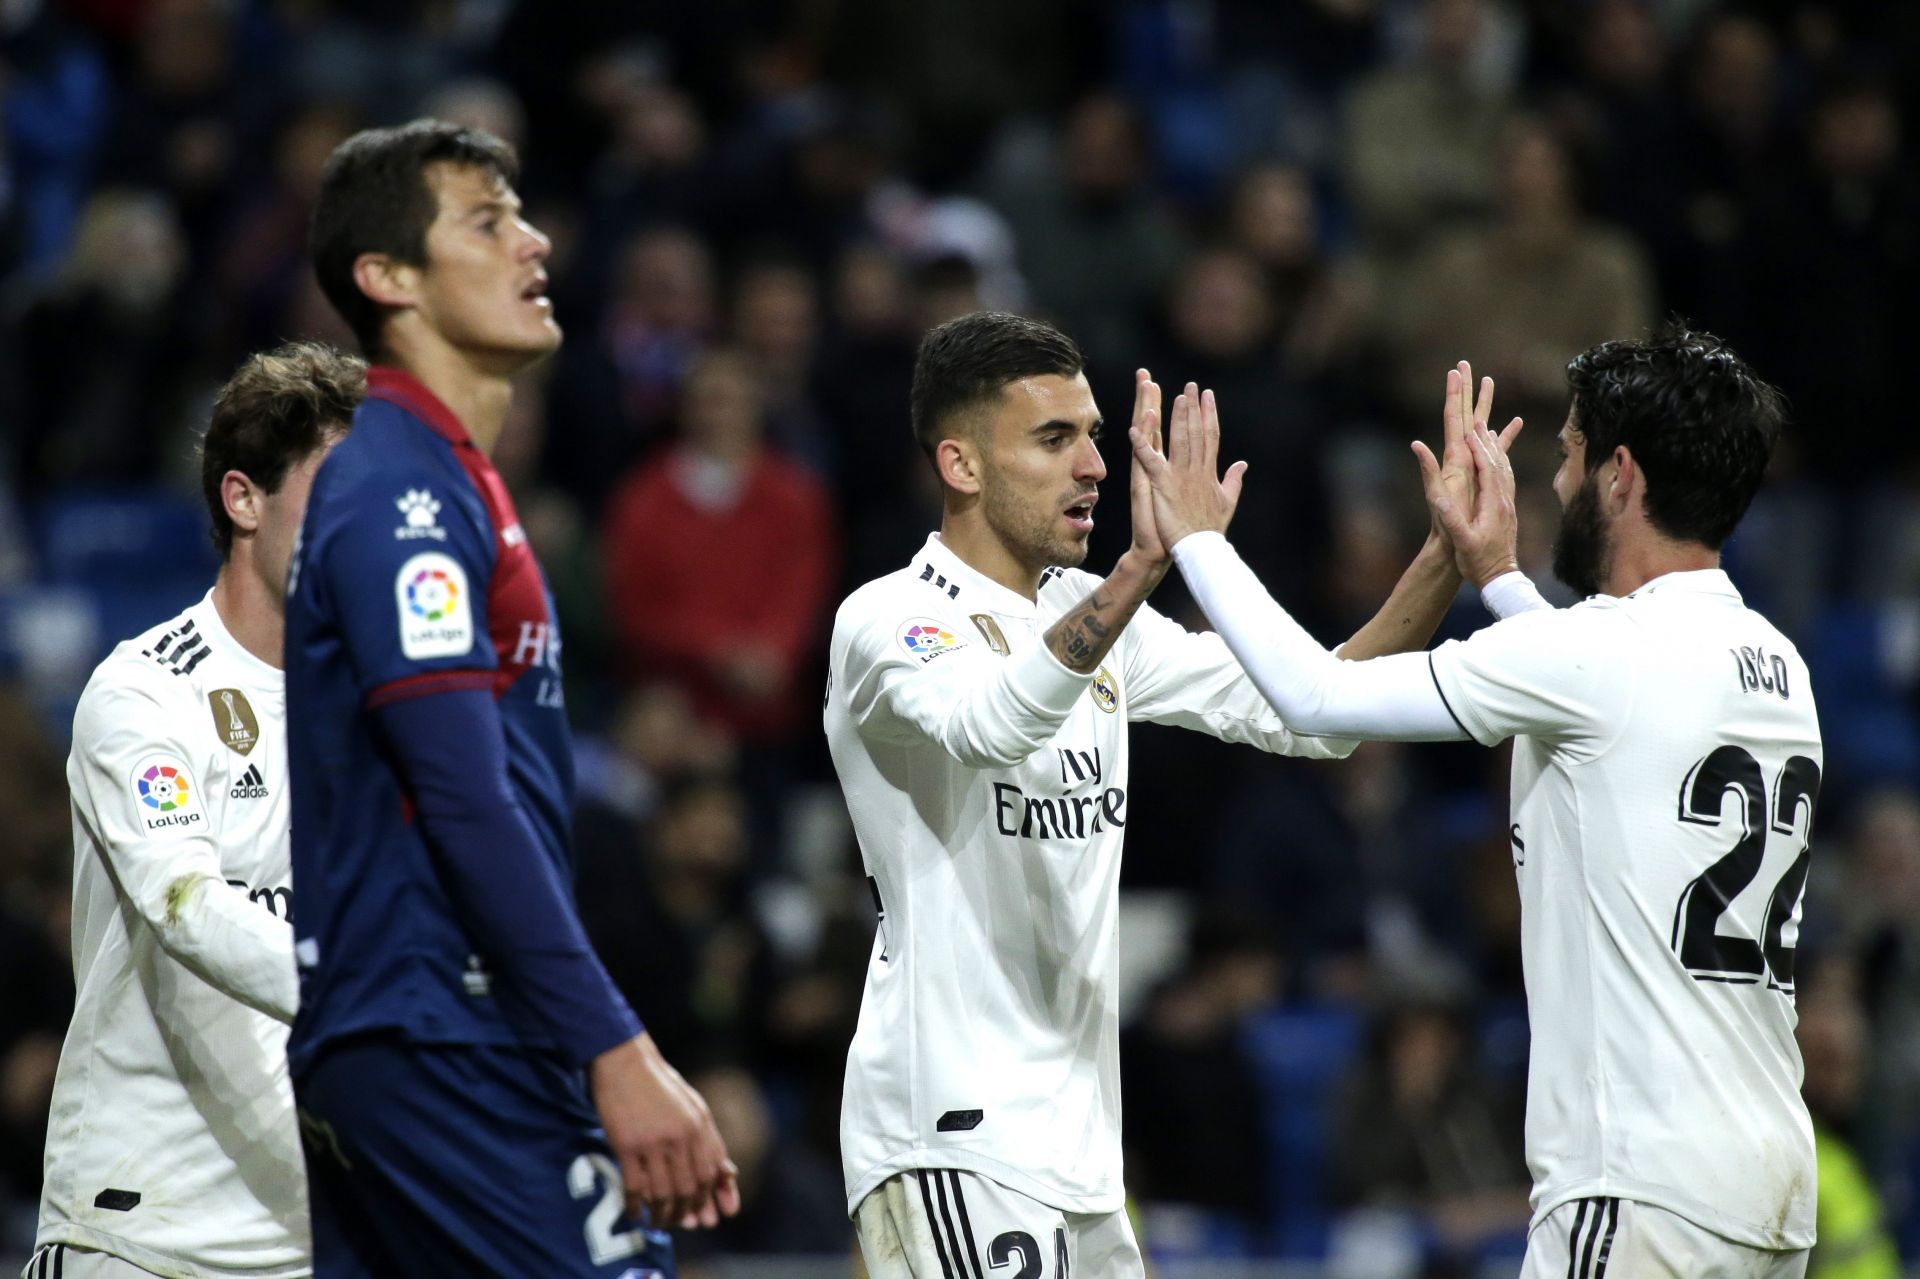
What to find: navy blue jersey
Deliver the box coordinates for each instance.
[286,368,582,1070]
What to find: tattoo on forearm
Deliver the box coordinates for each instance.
[1046,589,1127,673]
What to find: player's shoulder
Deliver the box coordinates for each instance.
[310,420,485,550]
[832,558,975,651]
[318,400,466,504]
[75,604,211,736]
[837,566,946,629]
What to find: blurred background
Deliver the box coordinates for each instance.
[3,0,1920,1274]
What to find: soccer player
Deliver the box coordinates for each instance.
[824,311,1522,1278]
[1139,325,1819,1278]
[287,120,733,1277]
[32,341,365,1279]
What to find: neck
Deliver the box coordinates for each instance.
[1605,529,1720,597]
[384,330,516,455]
[938,506,1043,600]
[211,556,284,670]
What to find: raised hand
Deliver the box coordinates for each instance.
[1128,382,1248,549]
[1126,369,1167,566]
[1411,362,1523,586]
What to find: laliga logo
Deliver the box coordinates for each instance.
[135,760,203,829]
[406,567,460,622]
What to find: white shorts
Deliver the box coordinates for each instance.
[22,1246,159,1278]
[1519,1197,1809,1279]
[855,1169,1143,1279]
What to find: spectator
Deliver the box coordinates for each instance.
[14,188,201,485]
[986,91,1185,370]
[1328,994,1530,1266]
[1120,912,1279,1224]
[576,776,776,1070]
[1343,0,1513,260]
[548,223,716,509]
[1144,243,1330,608]
[601,347,836,747]
[730,256,834,477]
[1379,115,1654,424]
[1747,75,1919,483]
[1798,963,1902,1279]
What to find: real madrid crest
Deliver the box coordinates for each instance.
[208,688,260,756]
[1090,666,1118,713]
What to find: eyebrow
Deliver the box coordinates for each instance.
[466,196,520,219]
[1031,418,1102,436]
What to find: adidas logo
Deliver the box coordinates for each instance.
[229,764,269,800]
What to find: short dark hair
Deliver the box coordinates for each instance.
[1564,322,1785,549]
[310,118,518,356]
[909,312,1084,461]
[200,342,366,558]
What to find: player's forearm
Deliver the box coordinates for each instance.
[145,873,299,1022]
[375,690,643,1064]
[1171,532,1464,740]
[1043,549,1166,673]
[1336,533,1459,661]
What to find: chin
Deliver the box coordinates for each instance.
[1051,536,1092,568]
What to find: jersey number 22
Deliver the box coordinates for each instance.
[1670,744,1819,993]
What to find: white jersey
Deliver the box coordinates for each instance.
[1428,569,1820,1250]
[41,592,308,1278]
[827,533,1353,1215]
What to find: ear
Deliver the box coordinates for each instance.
[1607,444,1637,511]
[352,252,418,310]
[935,436,983,497]
[222,470,263,540]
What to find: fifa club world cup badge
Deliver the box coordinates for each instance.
[209,689,260,755]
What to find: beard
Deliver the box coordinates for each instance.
[1551,474,1612,598]
[982,478,1092,572]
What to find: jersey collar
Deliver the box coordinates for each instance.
[366,367,473,447]
[1627,567,1741,602]
[190,589,281,688]
[917,533,1051,618]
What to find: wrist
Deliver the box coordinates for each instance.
[1114,547,1170,595]
[1469,555,1520,590]
[1417,532,1460,581]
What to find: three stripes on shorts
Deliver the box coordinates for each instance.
[1566,1196,1621,1279]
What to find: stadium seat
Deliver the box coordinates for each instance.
[1241,1004,1363,1258]
[34,487,219,645]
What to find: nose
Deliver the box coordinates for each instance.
[1076,434,1107,483]
[517,217,552,264]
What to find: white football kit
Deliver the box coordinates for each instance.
[826,533,1354,1228]
[38,592,308,1279]
[1174,534,1821,1257]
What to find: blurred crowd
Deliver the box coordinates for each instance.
[4,0,1920,1273]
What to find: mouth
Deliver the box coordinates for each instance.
[520,273,551,309]
[1063,492,1098,534]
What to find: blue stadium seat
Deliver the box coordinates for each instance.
[1241,1004,1363,1259]
[1808,605,1920,789]
[34,487,218,644]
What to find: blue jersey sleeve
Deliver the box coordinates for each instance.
[375,689,644,1064]
[309,465,499,707]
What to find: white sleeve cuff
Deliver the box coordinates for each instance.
[1479,570,1553,620]
[1003,623,1096,716]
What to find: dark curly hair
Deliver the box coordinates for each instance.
[310,119,519,357]
[910,311,1084,462]
[1564,322,1785,550]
